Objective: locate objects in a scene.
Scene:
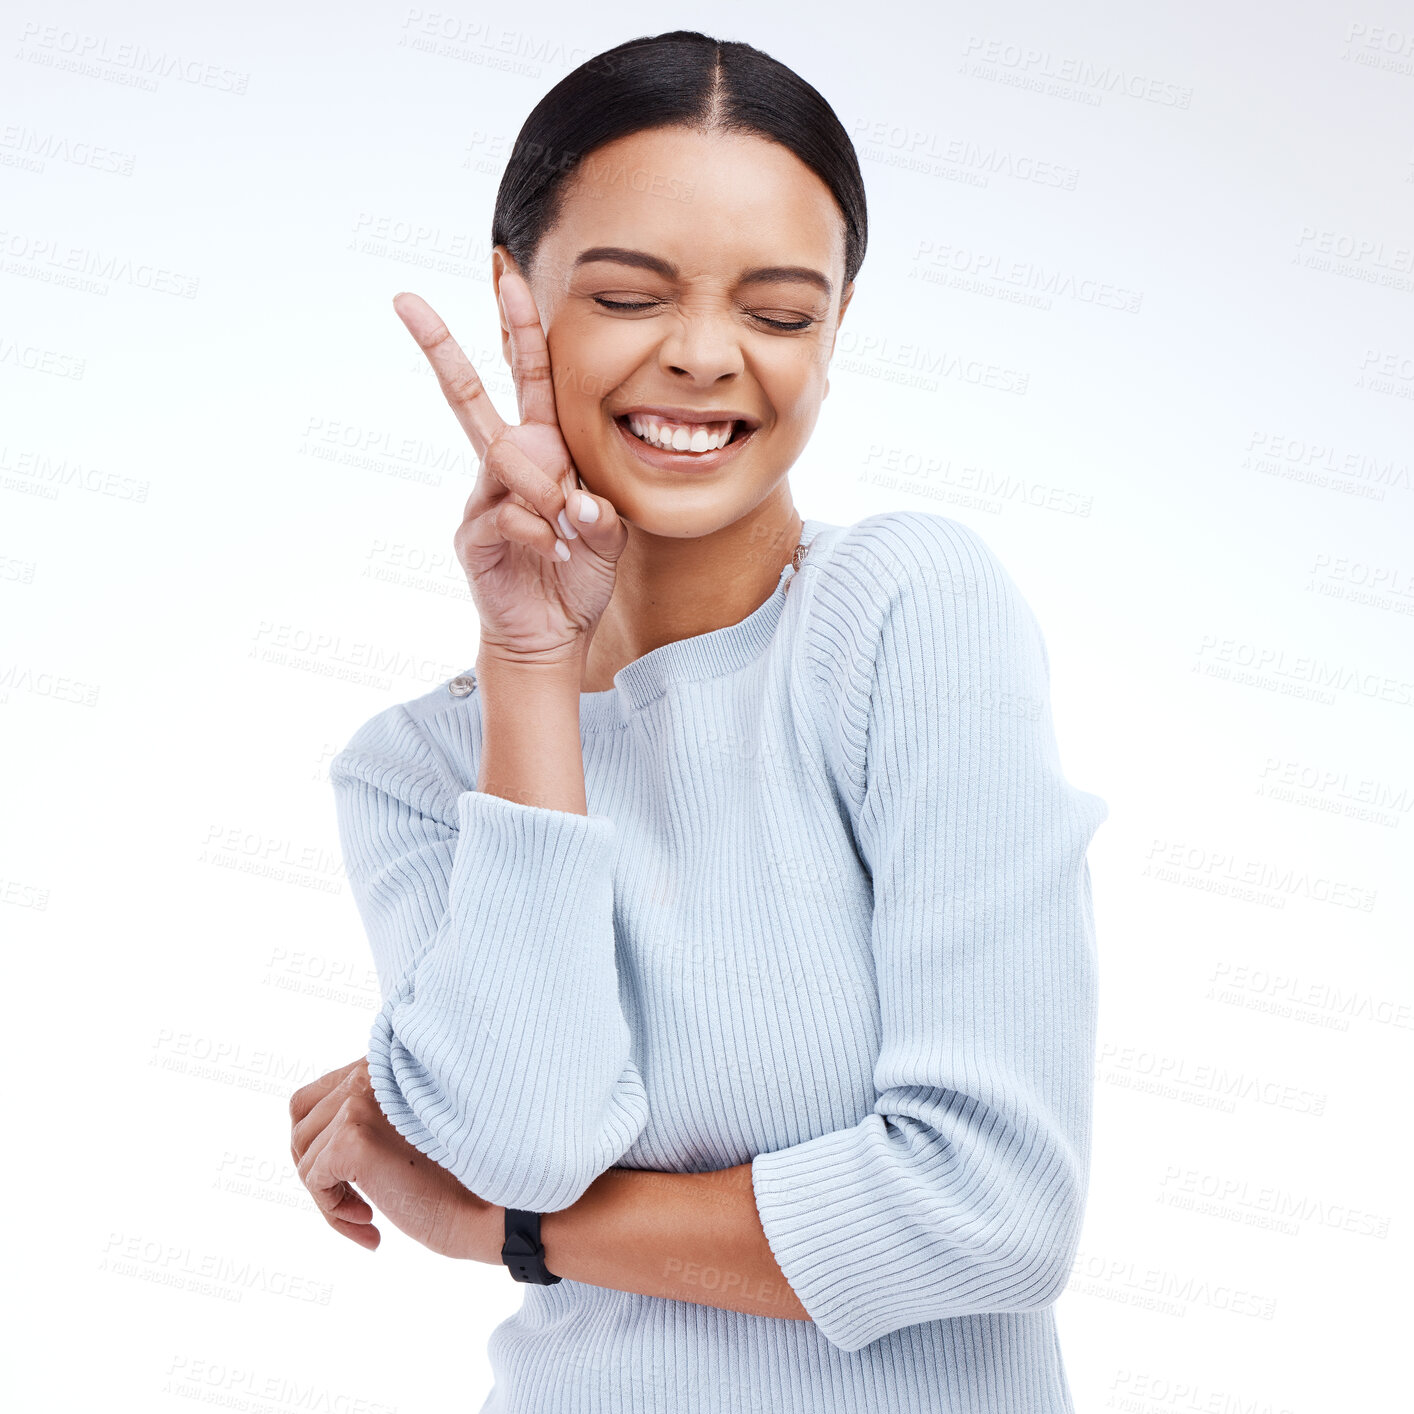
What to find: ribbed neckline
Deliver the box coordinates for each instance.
[455,518,833,730]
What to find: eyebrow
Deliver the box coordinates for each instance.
[573,246,833,300]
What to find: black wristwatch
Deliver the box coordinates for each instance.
[501,1208,562,1284]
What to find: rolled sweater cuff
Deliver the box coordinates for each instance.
[751,1111,1070,1354]
[367,789,643,1213]
[455,786,616,887]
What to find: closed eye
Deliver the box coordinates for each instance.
[592,296,817,332]
[593,297,663,313]
[751,312,817,331]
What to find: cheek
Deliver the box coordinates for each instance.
[548,323,645,410]
[542,348,598,453]
[761,349,827,424]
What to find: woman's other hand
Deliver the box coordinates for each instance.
[289,1057,501,1263]
[393,274,628,666]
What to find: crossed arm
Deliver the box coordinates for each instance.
[293,515,1107,1353]
[288,1057,807,1322]
[289,648,809,1322]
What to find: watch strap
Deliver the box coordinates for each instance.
[501,1207,562,1284]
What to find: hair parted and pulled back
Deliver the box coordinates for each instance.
[491,30,867,297]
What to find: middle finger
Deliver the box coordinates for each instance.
[499,269,559,428]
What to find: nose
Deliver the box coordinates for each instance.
[656,308,745,386]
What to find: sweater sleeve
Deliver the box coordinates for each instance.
[329,702,649,1214]
[750,514,1108,1353]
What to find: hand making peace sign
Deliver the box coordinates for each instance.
[393,270,628,664]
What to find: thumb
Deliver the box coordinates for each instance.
[563,481,628,561]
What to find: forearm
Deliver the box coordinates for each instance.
[475,646,587,813]
[472,652,802,1314]
[356,641,649,1212]
[538,1163,811,1323]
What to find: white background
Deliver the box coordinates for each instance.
[5,3,1412,1410]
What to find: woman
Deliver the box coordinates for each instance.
[289,28,1108,1414]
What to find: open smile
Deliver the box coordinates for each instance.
[611,413,759,472]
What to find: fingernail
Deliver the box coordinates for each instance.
[573,491,599,524]
[554,538,571,561]
[556,508,578,540]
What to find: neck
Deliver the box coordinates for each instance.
[581,500,804,694]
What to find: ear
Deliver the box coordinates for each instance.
[826,280,854,366]
[491,245,519,368]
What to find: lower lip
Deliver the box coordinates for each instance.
[613,415,758,472]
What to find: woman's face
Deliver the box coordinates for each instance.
[496,125,853,541]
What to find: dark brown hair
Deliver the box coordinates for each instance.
[491,30,867,300]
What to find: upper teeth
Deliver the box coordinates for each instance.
[626,414,737,453]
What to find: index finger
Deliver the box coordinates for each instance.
[393,291,507,459]
[499,269,559,428]
[289,1057,364,1126]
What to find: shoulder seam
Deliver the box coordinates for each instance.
[799,533,909,813]
[802,619,838,791]
[392,702,464,804]
[330,701,462,825]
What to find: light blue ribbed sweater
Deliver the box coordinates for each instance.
[330,509,1108,1413]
